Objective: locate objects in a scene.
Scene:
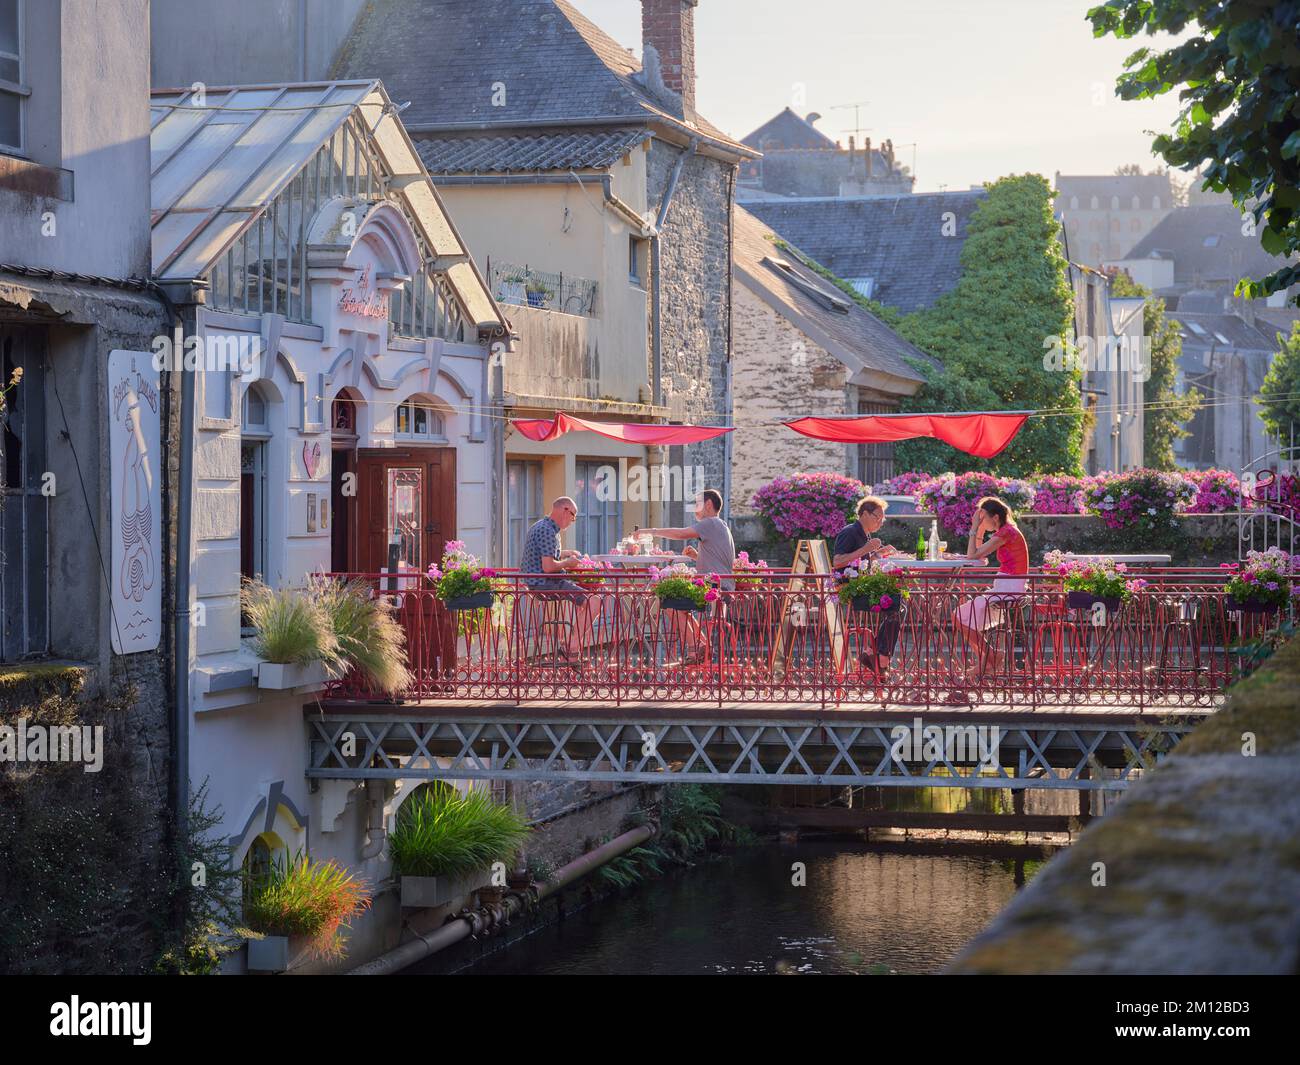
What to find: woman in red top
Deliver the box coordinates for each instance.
[951,497,1029,690]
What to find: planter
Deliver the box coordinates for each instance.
[850,596,901,614]
[1225,597,1281,616]
[525,289,548,308]
[1066,591,1122,612]
[444,591,494,611]
[659,596,707,613]
[246,934,311,973]
[399,871,490,909]
[257,660,329,690]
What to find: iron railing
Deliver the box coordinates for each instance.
[321,569,1259,710]
[488,261,598,316]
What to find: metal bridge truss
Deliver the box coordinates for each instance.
[306,710,1206,791]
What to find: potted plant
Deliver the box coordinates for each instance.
[836,558,908,614]
[525,279,552,307]
[428,540,497,610]
[571,555,615,590]
[732,551,771,589]
[1222,549,1294,615]
[241,579,336,690]
[390,783,530,909]
[649,563,718,612]
[307,575,413,695]
[243,850,372,971]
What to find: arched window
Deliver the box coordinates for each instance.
[395,396,446,441]
[1153,196,1161,210]
[241,383,273,587]
[1070,196,1079,210]
[241,834,274,915]
[1131,195,1141,210]
[1090,196,1099,210]
[1111,195,1120,210]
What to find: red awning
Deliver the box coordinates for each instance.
[784,412,1028,459]
[513,412,734,446]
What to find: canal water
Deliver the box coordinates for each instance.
[427,842,1039,976]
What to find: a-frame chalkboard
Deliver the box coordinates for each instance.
[769,538,849,676]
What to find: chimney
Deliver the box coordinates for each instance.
[642,0,698,112]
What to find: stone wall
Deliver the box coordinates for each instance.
[730,284,852,515]
[649,140,733,520]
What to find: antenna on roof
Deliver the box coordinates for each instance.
[831,100,871,142]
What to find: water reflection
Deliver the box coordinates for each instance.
[431,842,1039,976]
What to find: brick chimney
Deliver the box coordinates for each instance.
[642,0,698,112]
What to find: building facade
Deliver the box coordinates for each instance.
[1055,172,1175,266]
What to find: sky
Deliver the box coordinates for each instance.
[567,0,1191,193]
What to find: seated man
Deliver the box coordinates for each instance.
[832,495,901,677]
[519,496,603,662]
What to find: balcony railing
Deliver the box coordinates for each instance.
[321,570,1256,710]
[489,260,598,316]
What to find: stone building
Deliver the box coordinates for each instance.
[333,0,756,530]
[737,107,913,201]
[747,189,986,313]
[730,207,929,510]
[1054,172,1175,266]
[1,0,172,971]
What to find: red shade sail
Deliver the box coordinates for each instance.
[784,412,1029,459]
[513,412,734,446]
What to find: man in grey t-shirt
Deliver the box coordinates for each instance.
[640,488,735,580]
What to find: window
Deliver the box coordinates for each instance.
[240,385,271,591]
[848,277,875,299]
[1203,234,1220,248]
[573,459,621,555]
[1111,196,1120,210]
[0,324,48,660]
[507,460,543,567]
[629,236,643,284]
[395,397,445,441]
[0,0,24,153]
[856,400,895,487]
[1152,196,1162,210]
[1069,196,1079,210]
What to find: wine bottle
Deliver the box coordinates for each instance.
[916,528,926,561]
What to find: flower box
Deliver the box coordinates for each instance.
[444,590,494,611]
[246,934,311,973]
[660,596,707,613]
[1225,597,1280,616]
[851,596,900,614]
[1066,591,1122,612]
[257,660,329,690]
[399,871,489,909]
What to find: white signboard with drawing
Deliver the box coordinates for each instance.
[108,350,162,654]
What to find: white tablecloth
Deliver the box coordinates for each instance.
[1061,553,1172,565]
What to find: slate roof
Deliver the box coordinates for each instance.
[1167,311,1278,352]
[733,206,929,391]
[745,190,987,313]
[742,108,838,151]
[331,0,753,159]
[1125,205,1291,287]
[416,127,650,175]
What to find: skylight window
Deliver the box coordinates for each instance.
[762,255,851,314]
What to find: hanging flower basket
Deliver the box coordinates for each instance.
[445,590,495,611]
[1066,591,1122,612]
[1225,596,1279,616]
[852,595,901,614]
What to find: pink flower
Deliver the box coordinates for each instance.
[704,589,719,602]
[879,594,893,609]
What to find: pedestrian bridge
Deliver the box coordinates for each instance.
[306,700,1213,791]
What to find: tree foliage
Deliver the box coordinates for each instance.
[1088,0,1300,300]
[893,174,1083,476]
[1108,270,1202,469]
[1257,321,1300,441]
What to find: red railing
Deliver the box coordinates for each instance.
[323,569,1266,709]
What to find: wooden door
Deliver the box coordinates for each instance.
[354,447,456,575]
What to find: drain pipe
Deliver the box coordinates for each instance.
[348,823,656,975]
[359,779,388,861]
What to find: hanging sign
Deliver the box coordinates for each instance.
[108,350,162,654]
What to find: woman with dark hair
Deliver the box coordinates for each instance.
[949,496,1029,692]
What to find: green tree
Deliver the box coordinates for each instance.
[1108,271,1202,468]
[894,174,1083,476]
[1257,321,1300,441]
[1088,1,1300,301]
